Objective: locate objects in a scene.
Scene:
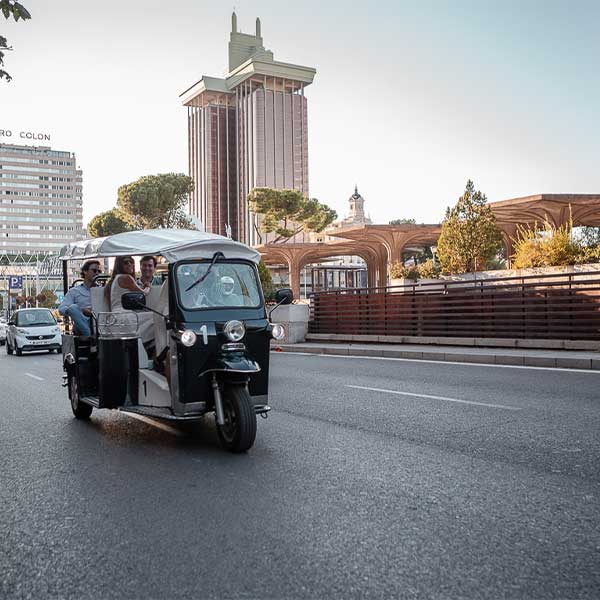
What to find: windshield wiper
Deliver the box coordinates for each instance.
[185,252,225,292]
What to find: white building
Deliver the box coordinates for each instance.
[0,142,85,254]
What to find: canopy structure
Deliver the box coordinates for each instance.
[59,229,260,264]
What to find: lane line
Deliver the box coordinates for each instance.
[25,372,44,381]
[346,384,522,411]
[276,351,600,374]
[121,412,185,436]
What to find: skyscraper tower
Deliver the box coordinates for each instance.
[180,13,316,245]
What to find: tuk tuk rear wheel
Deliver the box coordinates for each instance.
[69,371,93,420]
[216,384,256,453]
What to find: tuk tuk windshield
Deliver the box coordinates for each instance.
[175,262,262,309]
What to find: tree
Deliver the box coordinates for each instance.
[576,226,600,248]
[257,260,275,301]
[437,179,502,274]
[117,173,194,230]
[1,1,31,82]
[248,187,337,243]
[30,286,57,308]
[87,208,132,238]
[389,218,416,225]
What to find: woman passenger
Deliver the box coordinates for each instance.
[104,256,155,354]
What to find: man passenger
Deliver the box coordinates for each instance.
[58,259,102,336]
[138,255,158,287]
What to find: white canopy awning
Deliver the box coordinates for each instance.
[59,229,260,264]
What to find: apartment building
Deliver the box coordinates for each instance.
[0,143,85,255]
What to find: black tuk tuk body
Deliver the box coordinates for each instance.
[165,258,272,422]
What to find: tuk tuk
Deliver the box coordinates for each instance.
[59,229,291,453]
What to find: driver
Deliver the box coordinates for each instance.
[216,276,241,306]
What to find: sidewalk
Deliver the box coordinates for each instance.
[274,341,600,370]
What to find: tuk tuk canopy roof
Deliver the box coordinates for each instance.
[58,229,261,264]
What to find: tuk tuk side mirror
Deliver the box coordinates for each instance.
[121,292,146,311]
[274,288,293,306]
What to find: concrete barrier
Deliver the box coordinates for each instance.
[271,303,310,344]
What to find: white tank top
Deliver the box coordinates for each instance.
[110,275,145,312]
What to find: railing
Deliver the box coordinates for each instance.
[308,271,600,340]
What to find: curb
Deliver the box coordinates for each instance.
[274,344,600,371]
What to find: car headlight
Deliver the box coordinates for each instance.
[180,329,197,347]
[271,323,285,340]
[224,320,245,342]
[16,328,27,334]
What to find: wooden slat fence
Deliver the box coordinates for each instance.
[308,271,600,340]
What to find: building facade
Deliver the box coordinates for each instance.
[180,13,315,245]
[0,143,85,255]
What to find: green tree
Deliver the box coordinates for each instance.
[389,218,416,225]
[577,226,600,248]
[117,173,194,230]
[87,208,132,238]
[1,1,31,82]
[437,179,502,274]
[248,187,337,243]
[34,288,57,308]
[257,259,275,300]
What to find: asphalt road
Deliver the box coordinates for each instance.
[1,348,599,599]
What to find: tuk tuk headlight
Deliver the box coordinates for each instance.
[224,320,245,342]
[180,329,197,347]
[271,323,285,340]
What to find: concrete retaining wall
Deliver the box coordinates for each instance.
[306,333,600,351]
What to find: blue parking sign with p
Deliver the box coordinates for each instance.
[8,276,23,290]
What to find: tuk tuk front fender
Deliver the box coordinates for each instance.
[198,354,261,378]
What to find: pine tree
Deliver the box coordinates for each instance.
[437,180,502,274]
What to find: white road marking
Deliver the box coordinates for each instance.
[276,351,600,374]
[25,372,44,381]
[121,411,185,436]
[346,384,522,411]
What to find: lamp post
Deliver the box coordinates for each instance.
[431,245,438,266]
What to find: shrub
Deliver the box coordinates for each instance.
[417,259,441,279]
[390,261,419,281]
[511,219,593,268]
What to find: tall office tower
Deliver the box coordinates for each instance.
[0,143,85,254]
[180,13,316,245]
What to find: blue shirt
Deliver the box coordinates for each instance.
[58,283,92,315]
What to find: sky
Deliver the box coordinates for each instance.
[1,0,599,227]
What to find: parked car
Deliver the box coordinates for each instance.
[0,317,7,346]
[5,308,62,356]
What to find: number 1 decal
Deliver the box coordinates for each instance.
[199,325,208,345]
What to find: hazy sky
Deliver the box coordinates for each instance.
[1,0,599,226]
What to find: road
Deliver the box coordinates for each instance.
[1,348,599,599]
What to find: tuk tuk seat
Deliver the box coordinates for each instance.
[90,286,152,369]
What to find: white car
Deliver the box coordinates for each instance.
[0,318,7,346]
[5,308,62,356]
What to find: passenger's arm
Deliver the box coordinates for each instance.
[117,274,151,294]
[58,289,75,316]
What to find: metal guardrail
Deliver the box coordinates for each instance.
[308,271,600,340]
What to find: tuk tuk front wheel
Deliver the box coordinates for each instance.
[216,384,257,453]
[68,371,93,420]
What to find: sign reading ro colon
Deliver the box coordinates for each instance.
[0,129,51,141]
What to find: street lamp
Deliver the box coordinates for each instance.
[431,245,438,265]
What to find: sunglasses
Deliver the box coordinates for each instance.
[89,268,102,274]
